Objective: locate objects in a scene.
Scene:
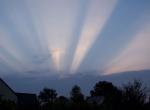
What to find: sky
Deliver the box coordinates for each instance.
[0,0,150,94]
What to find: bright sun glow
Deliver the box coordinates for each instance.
[50,48,62,72]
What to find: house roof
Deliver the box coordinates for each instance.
[0,78,16,95]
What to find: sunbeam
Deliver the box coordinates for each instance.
[26,0,81,73]
[0,0,150,77]
[0,27,33,72]
[1,0,150,98]
[104,20,150,75]
[70,0,118,73]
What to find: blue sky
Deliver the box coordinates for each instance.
[0,0,150,78]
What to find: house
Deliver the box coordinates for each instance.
[0,78,18,103]
[0,78,38,109]
[16,93,39,110]
[87,96,104,105]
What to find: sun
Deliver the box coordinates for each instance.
[50,48,63,72]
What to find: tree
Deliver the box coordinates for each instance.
[53,96,69,110]
[70,85,84,102]
[122,79,147,110]
[90,81,122,110]
[38,88,57,109]
[91,81,120,97]
[70,85,85,110]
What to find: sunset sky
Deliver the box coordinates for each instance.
[0,0,150,94]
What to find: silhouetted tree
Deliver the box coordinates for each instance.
[70,85,84,102]
[53,96,69,110]
[70,85,85,110]
[90,81,122,110]
[147,95,150,110]
[122,80,147,110]
[38,88,57,110]
[144,95,150,110]
[1,78,150,110]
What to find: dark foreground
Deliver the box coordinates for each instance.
[0,80,150,110]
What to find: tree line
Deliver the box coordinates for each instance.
[1,79,150,110]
